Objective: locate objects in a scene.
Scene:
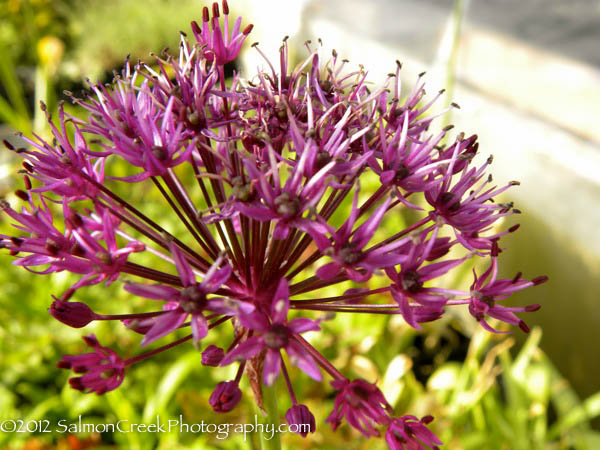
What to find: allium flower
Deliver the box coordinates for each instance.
[326,378,393,437]
[220,278,322,385]
[1,1,548,446]
[386,415,442,450]
[57,335,125,395]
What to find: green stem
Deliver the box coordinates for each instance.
[259,381,282,450]
[437,0,468,140]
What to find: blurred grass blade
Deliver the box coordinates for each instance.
[107,387,143,449]
[549,391,600,438]
[0,95,28,131]
[0,45,30,120]
[33,66,51,134]
[511,326,542,380]
[142,351,200,423]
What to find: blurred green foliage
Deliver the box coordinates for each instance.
[1,1,600,449]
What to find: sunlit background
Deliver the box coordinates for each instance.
[1,0,599,448]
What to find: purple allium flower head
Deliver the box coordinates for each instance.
[386,415,442,450]
[209,380,242,413]
[286,404,316,438]
[57,334,125,395]
[1,3,547,446]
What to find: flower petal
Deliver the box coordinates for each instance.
[124,283,179,300]
[287,340,322,381]
[263,349,282,386]
[202,265,231,292]
[168,242,195,286]
[141,310,187,346]
[270,278,290,323]
[220,336,264,366]
[191,314,208,341]
[316,262,341,279]
[288,318,320,333]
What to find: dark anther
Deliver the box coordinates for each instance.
[263,324,289,349]
[151,146,168,161]
[338,244,363,265]
[401,270,423,294]
[394,164,410,182]
[15,190,29,201]
[45,239,61,256]
[274,193,300,218]
[232,176,254,202]
[71,212,84,228]
[315,151,332,170]
[439,192,460,212]
[71,243,86,257]
[320,79,333,93]
[481,295,495,307]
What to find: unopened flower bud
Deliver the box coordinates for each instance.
[286,404,315,438]
[209,381,242,413]
[201,345,225,366]
[49,298,97,328]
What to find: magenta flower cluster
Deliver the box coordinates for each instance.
[1,2,547,447]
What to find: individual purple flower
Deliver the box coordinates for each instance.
[326,378,393,437]
[190,1,253,66]
[286,404,316,438]
[220,278,322,385]
[79,82,195,181]
[369,116,450,209]
[386,415,442,450]
[234,146,334,248]
[209,380,242,413]
[57,207,145,289]
[425,152,521,252]
[0,196,76,272]
[468,244,547,333]
[316,191,407,282]
[16,106,105,200]
[385,230,467,328]
[57,334,125,395]
[125,242,252,345]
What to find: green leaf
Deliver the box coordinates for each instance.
[549,391,600,438]
[142,351,200,423]
[0,45,30,119]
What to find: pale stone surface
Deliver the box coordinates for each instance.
[297,0,600,258]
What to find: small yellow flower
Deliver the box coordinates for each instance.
[37,35,64,75]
